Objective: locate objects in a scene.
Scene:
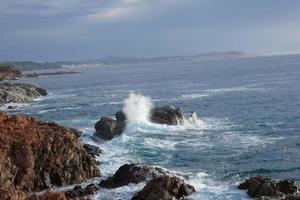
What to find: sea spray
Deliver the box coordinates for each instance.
[122,93,154,123]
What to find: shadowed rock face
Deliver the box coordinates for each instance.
[100,164,166,188]
[238,176,299,199]
[0,112,100,194]
[0,83,47,105]
[132,175,196,200]
[150,106,184,125]
[94,105,184,140]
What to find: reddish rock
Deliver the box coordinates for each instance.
[0,112,100,194]
[0,187,27,200]
[28,191,67,200]
[0,65,22,81]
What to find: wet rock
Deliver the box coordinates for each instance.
[150,105,184,125]
[0,83,47,106]
[0,112,100,193]
[65,184,99,199]
[278,180,298,195]
[282,194,300,200]
[83,144,102,158]
[100,164,166,188]
[132,175,196,200]
[238,176,299,199]
[94,117,124,140]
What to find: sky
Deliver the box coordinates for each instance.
[0,0,300,61]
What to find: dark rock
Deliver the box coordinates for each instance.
[0,112,100,194]
[278,180,298,195]
[150,105,184,125]
[100,164,166,188]
[115,111,126,122]
[238,176,299,199]
[283,194,300,200]
[94,117,124,140]
[7,105,16,109]
[132,175,195,200]
[65,184,99,199]
[83,144,102,158]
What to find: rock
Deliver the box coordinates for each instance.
[238,176,299,199]
[282,194,300,200]
[83,144,102,158]
[28,191,67,200]
[65,184,99,199]
[150,105,184,125]
[94,105,185,140]
[100,164,166,188]
[7,105,16,109]
[0,83,47,106]
[278,180,298,195]
[0,112,100,194]
[94,117,124,140]
[132,175,195,200]
[0,65,22,81]
[0,187,27,200]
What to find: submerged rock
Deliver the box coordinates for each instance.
[100,164,166,188]
[238,176,299,199]
[0,112,100,194]
[0,82,47,106]
[132,175,196,200]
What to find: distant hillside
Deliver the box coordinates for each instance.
[1,51,253,70]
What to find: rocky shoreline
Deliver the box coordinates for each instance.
[0,103,299,200]
[0,82,47,107]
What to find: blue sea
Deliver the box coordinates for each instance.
[5,55,300,199]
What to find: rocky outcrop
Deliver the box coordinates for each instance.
[0,66,22,81]
[132,175,195,200]
[100,164,166,188]
[94,105,184,140]
[0,83,47,106]
[238,176,299,199]
[0,112,100,196]
[150,105,184,125]
[94,112,125,140]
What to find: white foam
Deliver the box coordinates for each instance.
[122,93,154,123]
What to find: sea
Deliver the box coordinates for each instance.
[4,54,300,200]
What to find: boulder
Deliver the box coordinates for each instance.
[132,175,195,200]
[150,105,184,125]
[94,105,185,140]
[94,117,124,140]
[100,164,166,188]
[238,176,299,199]
[0,83,47,106]
[0,112,100,194]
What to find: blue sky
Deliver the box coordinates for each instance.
[0,0,300,61]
